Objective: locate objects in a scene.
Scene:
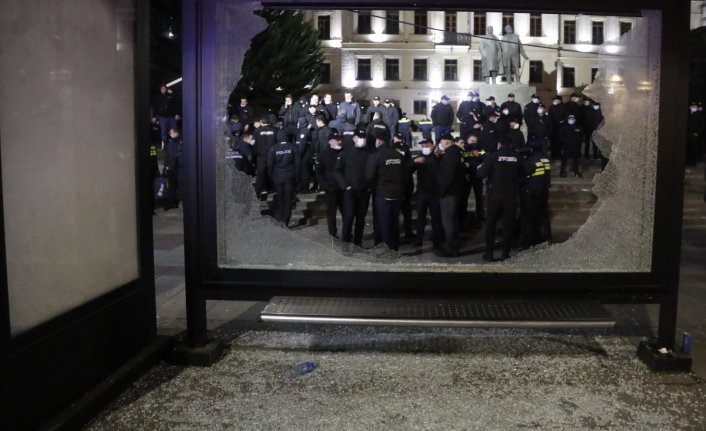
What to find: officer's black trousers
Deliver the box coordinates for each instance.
[254,161,269,197]
[485,198,517,258]
[324,190,343,236]
[520,189,541,248]
[439,194,459,255]
[274,181,296,226]
[416,192,443,247]
[561,142,581,175]
[471,177,485,219]
[298,144,313,192]
[374,195,401,250]
[341,189,370,245]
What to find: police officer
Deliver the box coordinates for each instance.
[317,133,345,237]
[340,91,361,125]
[235,97,253,132]
[334,128,371,246]
[381,98,400,137]
[392,132,415,240]
[267,137,300,226]
[480,110,501,154]
[527,104,553,151]
[163,128,183,210]
[463,134,486,223]
[252,116,278,201]
[583,100,604,159]
[397,113,413,147]
[231,131,254,175]
[457,91,485,140]
[278,94,300,137]
[321,93,338,122]
[436,134,465,257]
[523,94,542,124]
[418,116,433,141]
[477,134,531,261]
[366,111,391,148]
[558,114,584,177]
[339,118,357,149]
[520,136,551,249]
[431,95,455,144]
[566,93,583,126]
[367,96,383,124]
[299,104,320,192]
[500,93,523,125]
[483,96,499,120]
[506,117,526,150]
[366,136,409,251]
[412,139,443,248]
[549,95,569,160]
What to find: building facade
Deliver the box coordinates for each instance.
[305,4,705,120]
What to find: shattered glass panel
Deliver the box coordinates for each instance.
[215,4,660,273]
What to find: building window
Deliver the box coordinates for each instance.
[386,11,399,34]
[473,60,482,81]
[563,20,576,44]
[414,11,428,34]
[444,59,458,81]
[317,15,331,40]
[591,67,599,83]
[413,100,428,115]
[445,12,457,34]
[620,21,632,36]
[562,66,575,88]
[502,13,514,34]
[358,10,372,34]
[592,21,604,45]
[529,60,543,83]
[357,58,371,80]
[385,58,399,81]
[473,12,486,36]
[529,13,542,37]
[320,63,331,84]
[413,58,427,81]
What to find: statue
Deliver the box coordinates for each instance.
[479,25,503,85]
[501,25,528,84]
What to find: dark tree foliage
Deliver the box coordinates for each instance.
[690,27,706,104]
[230,9,325,115]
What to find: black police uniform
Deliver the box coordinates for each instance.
[461,142,486,222]
[164,135,183,210]
[477,145,531,260]
[393,139,415,239]
[334,138,371,245]
[252,124,277,198]
[267,140,300,226]
[527,113,553,150]
[316,145,344,237]
[366,102,383,124]
[366,119,391,148]
[231,135,253,175]
[431,102,455,144]
[436,143,465,257]
[412,151,443,248]
[519,142,552,248]
[583,105,604,159]
[549,101,569,159]
[523,100,541,124]
[558,121,584,177]
[366,142,409,251]
[381,105,400,137]
[457,100,486,140]
[500,99,523,125]
[480,119,500,154]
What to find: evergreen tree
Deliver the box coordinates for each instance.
[230,9,325,114]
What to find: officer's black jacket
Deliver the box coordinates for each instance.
[366,104,383,124]
[366,120,391,143]
[457,101,485,126]
[506,128,526,150]
[477,147,532,201]
[436,144,465,198]
[340,123,356,148]
[267,142,300,183]
[480,120,500,154]
[316,147,343,192]
[381,105,400,130]
[334,145,370,191]
[559,123,584,147]
[412,153,439,196]
[527,115,553,140]
[235,104,253,126]
[253,125,278,162]
[549,103,569,127]
[482,104,498,119]
[153,92,179,117]
[566,101,582,124]
[232,136,253,174]
[688,111,706,135]
[316,125,332,155]
[365,144,410,199]
[523,102,541,124]
[278,104,299,127]
[165,138,183,171]
[321,102,337,122]
[500,101,523,124]
[584,108,604,132]
[520,150,551,192]
[431,102,455,127]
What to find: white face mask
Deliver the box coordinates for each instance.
[512,123,520,130]
[502,109,509,116]
[532,98,539,104]
[568,119,576,125]
[537,108,545,115]
[553,100,560,106]
[584,101,591,106]
[248,139,255,146]
[472,97,480,102]
[438,143,445,151]
[331,144,342,150]
[421,147,432,156]
[593,105,600,111]
[354,137,366,148]
[572,97,579,102]
[690,107,698,113]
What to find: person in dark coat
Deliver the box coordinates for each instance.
[480,110,501,154]
[523,94,542,125]
[687,101,705,166]
[366,136,410,251]
[152,84,181,147]
[267,138,300,226]
[527,105,553,152]
[456,91,485,140]
[418,116,433,141]
[163,128,184,210]
[231,132,254,175]
[558,114,584,177]
[500,92,523,126]
[366,96,383,124]
[412,139,443,248]
[477,135,532,261]
[483,96,499,120]
[462,134,486,223]
[278,94,300,137]
[235,97,253,132]
[431,95,455,145]
[583,100,604,159]
[506,117,526,150]
[520,137,552,249]
[549,95,569,160]
[327,108,348,135]
[436,134,465,257]
[252,117,278,200]
[339,91,361,125]
[381,98,400,137]
[566,93,583,126]
[321,93,338,122]
[397,113,413,147]
[366,112,391,148]
[316,133,344,237]
[334,128,371,246]
[392,133,415,240]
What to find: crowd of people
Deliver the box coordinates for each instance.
[223,89,615,261]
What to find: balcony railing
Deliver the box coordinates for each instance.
[438,33,473,46]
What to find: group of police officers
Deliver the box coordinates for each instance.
[225,89,608,261]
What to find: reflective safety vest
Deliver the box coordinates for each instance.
[530,157,551,177]
[418,119,432,126]
[150,145,158,157]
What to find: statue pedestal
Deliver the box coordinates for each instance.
[474,83,537,106]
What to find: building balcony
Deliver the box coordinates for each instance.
[435,33,473,46]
